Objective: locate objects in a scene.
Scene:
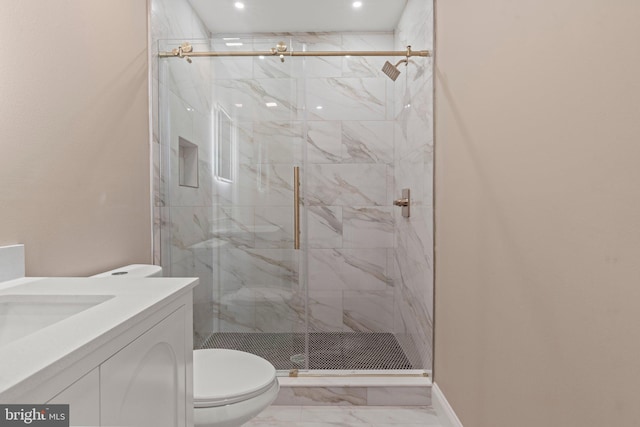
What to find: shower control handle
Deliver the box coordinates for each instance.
[394,189,411,218]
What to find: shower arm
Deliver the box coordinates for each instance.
[159,42,431,60]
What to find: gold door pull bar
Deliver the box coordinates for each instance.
[293,167,300,250]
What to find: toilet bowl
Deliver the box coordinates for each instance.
[94,264,279,427]
[193,349,279,427]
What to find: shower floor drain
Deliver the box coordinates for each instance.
[289,353,306,366]
[200,332,414,370]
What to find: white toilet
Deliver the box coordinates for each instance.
[92,265,280,427]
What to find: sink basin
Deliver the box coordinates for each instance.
[0,294,114,347]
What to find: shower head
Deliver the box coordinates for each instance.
[382,59,408,81]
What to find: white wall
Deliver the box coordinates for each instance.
[434,0,640,426]
[0,0,151,276]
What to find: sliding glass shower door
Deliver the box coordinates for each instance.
[209,36,308,370]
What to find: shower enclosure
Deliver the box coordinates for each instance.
[157,28,433,375]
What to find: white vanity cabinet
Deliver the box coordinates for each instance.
[1,278,196,427]
[45,304,191,427]
[100,307,187,427]
[48,368,100,426]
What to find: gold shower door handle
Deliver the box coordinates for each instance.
[294,166,300,249]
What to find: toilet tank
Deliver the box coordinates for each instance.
[90,264,163,278]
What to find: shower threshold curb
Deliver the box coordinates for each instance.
[274,375,432,406]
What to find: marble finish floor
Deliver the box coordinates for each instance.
[202,332,414,370]
[243,405,443,426]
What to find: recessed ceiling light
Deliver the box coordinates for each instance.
[225,42,243,47]
[266,102,278,108]
[234,2,245,9]
[352,1,363,8]
[259,55,265,59]
[316,105,323,110]
[235,103,243,108]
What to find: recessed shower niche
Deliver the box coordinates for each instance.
[178,137,198,188]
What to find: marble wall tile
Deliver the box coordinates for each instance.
[255,206,295,249]
[151,0,210,42]
[307,164,388,206]
[342,121,394,164]
[236,121,255,165]
[308,249,392,292]
[214,206,255,248]
[392,0,434,370]
[253,55,297,79]
[219,247,299,289]
[304,78,386,121]
[218,287,256,332]
[153,205,162,265]
[208,39,254,79]
[306,121,342,164]
[342,33,394,78]
[343,290,395,332]
[213,56,254,80]
[254,287,305,332]
[213,78,298,122]
[193,301,216,348]
[343,206,394,249]
[394,146,430,209]
[166,93,215,208]
[396,0,432,49]
[291,33,344,79]
[253,121,303,164]
[273,387,368,406]
[308,291,345,332]
[256,163,297,206]
[307,206,343,249]
[234,163,294,207]
[168,206,213,249]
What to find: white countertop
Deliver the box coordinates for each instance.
[0,276,198,401]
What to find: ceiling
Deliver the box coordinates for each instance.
[188,0,408,34]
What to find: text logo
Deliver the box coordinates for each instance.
[0,405,69,426]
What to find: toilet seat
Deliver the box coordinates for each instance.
[194,349,278,408]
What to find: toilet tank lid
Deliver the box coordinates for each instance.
[90,264,163,278]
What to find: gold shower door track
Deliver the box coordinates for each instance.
[159,42,431,60]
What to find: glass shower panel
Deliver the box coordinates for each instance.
[159,37,309,371]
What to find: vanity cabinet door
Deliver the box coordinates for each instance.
[47,368,99,426]
[100,307,187,427]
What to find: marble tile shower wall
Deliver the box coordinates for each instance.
[151,0,215,348]
[305,34,398,336]
[210,33,398,336]
[392,0,434,370]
